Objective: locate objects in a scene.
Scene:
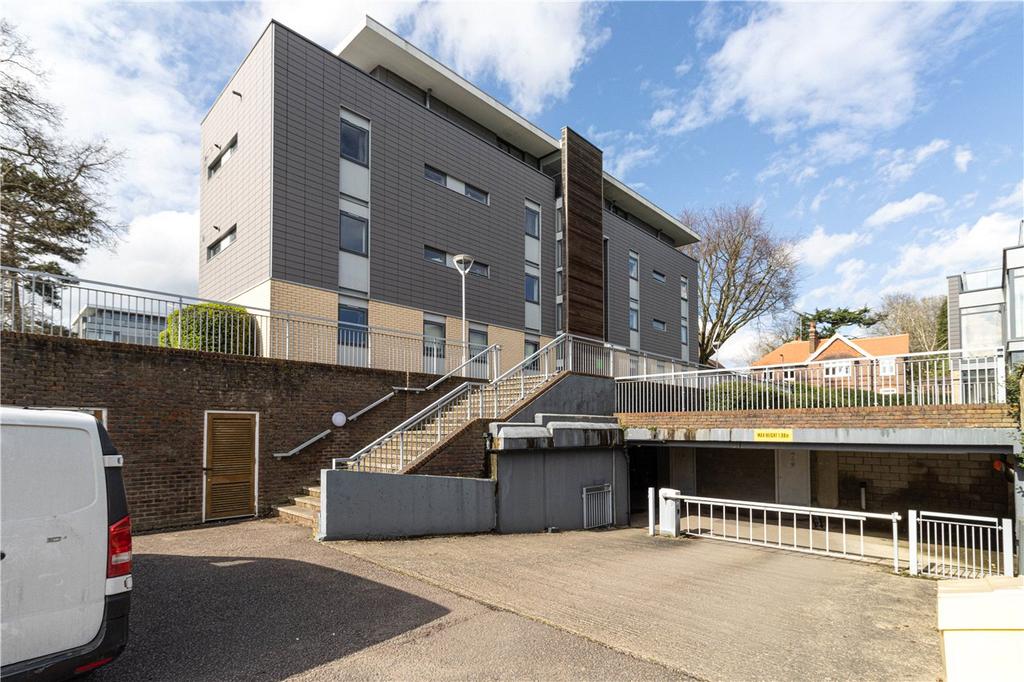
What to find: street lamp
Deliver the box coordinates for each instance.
[452,254,475,372]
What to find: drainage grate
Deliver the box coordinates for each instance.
[582,483,613,529]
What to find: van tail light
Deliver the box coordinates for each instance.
[108,515,132,578]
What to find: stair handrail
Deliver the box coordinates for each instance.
[492,333,567,383]
[273,429,332,459]
[424,343,500,390]
[331,381,480,469]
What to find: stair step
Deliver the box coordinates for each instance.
[302,485,321,499]
[275,504,318,529]
[293,495,321,511]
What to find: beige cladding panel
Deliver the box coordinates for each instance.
[488,325,526,374]
[368,301,423,335]
[198,26,276,301]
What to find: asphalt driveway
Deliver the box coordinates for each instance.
[94,520,682,681]
[330,528,943,681]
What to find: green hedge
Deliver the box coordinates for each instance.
[703,379,904,411]
[159,303,260,355]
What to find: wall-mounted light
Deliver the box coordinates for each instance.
[331,412,347,427]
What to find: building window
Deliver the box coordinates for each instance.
[525,273,540,304]
[206,226,237,260]
[524,339,539,358]
[424,245,446,265]
[629,307,639,331]
[341,120,369,165]
[555,270,564,296]
[555,302,563,330]
[680,320,688,342]
[628,252,639,280]
[469,327,489,358]
[961,305,1003,350]
[681,275,689,301]
[424,165,447,186]
[207,135,237,179]
[464,183,489,205]
[1012,270,1024,339]
[524,203,541,238]
[340,212,368,255]
[338,304,368,346]
[823,361,852,379]
[652,318,666,332]
[469,261,490,277]
[555,237,563,268]
[653,270,666,284]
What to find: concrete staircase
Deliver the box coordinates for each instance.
[274,484,321,533]
[350,371,554,473]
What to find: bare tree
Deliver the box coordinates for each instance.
[681,204,800,364]
[876,292,948,352]
[0,21,123,330]
[1,20,123,275]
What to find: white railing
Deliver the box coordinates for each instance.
[654,490,903,573]
[1,266,495,377]
[618,348,1006,413]
[583,483,613,529]
[334,334,573,472]
[909,510,1014,579]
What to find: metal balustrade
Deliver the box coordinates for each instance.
[909,510,1014,578]
[618,348,1006,413]
[582,484,613,529]
[655,491,902,573]
[1,266,494,376]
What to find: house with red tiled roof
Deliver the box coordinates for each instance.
[751,323,911,394]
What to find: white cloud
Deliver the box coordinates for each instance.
[809,177,851,212]
[607,145,658,179]
[953,145,974,172]
[255,2,610,118]
[76,211,200,295]
[654,3,975,136]
[881,212,1020,293]
[874,138,950,183]
[864,192,945,228]
[673,59,693,77]
[990,180,1024,212]
[794,226,871,270]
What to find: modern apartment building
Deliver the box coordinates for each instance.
[199,17,699,375]
[947,241,1024,364]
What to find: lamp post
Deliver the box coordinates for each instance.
[452,254,475,374]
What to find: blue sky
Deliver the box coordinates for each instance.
[7,1,1023,363]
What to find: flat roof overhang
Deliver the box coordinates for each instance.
[338,16,699,248]
[624,426,1020,455]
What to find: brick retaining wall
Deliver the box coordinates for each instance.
[617,404,1017,430]
[0,333,467,531]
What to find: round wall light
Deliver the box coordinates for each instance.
[331,412,348,428]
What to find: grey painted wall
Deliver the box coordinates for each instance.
[319,469,495,540]
[507,374,615,423]
[271,25,557,334]
[494,448,629,533]
[604,210,699,361]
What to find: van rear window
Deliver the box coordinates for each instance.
[1,425,97,521]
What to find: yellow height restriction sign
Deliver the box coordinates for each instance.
[753,429,793,443]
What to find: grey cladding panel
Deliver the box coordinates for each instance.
[272,26,556,333]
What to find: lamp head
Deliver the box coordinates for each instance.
[452,253,475,274]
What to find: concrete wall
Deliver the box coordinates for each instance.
[319,469,494,540]
[507,374,615,423]
[695,448,776,502]
[494,448,629,533]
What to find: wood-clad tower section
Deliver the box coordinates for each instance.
[560,127,605,340]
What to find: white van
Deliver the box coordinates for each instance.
[1,408,131,679]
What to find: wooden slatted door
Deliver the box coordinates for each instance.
[204,412,257,521]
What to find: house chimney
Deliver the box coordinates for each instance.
[808,321,818,351]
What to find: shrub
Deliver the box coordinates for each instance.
[703,380,791,411]
[159,303,260,355]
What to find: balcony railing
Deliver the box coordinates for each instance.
[0,266,497,378]
[960,268,1002,292]
[616,348,1007,413]
[1,266,698,380]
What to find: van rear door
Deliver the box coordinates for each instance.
[1,410,108,666]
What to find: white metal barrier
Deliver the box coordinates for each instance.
[653,489,902,573]
[618,348,1007,413]
[909,510,1014,578]
[583,483,613,529]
